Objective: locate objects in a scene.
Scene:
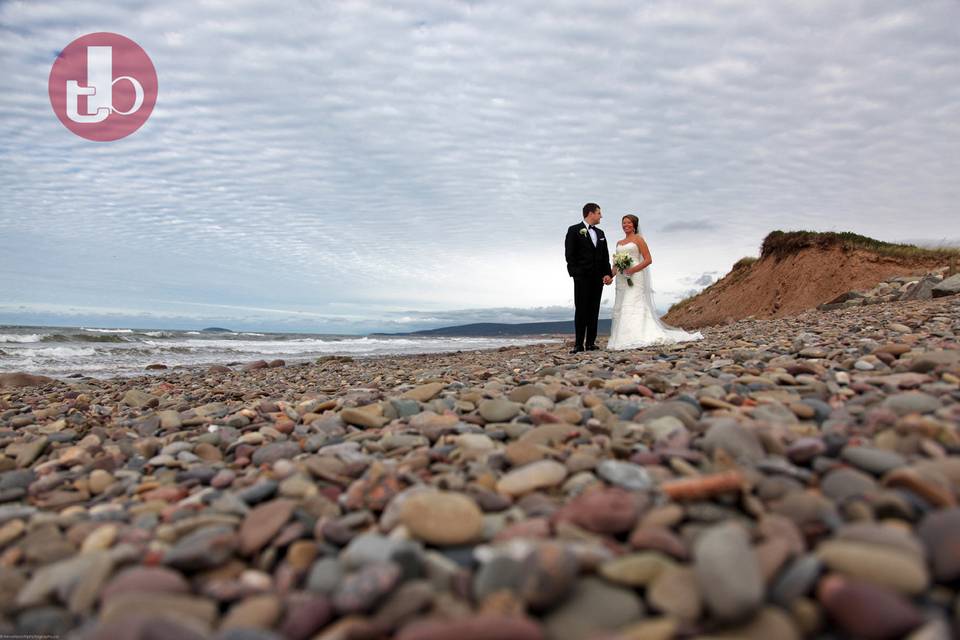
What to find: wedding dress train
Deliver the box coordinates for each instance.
[607,242,703,350]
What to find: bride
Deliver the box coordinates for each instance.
[607,214,703,350]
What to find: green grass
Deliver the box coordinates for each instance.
[731,256,758,270]
[761,230,960,260]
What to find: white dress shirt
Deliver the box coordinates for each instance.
[587,224,597,247]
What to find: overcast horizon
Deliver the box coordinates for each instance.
[2,0,959,334]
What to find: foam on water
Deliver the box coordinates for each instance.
[0,325,559,379]
[0,334,43,343]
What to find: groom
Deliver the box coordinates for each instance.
[565,203,612,353]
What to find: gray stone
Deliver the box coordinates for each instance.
[702,419,764,464]
[306,558,343,595]
[214,629,285,640]
[909,351,960,373]
[596,460,654,490]
[16,606,74,637]
[752,402,799,425]
[771,554,822,606]
[932,273,960,297]
[543,577,644,640]
[694,522,764,622]
[16,437,48,467]
[917,508,960,582]
[0,505,37,525]
[236,480,278,504]
[341,534,417,569]
[820,467,877,504]
[841,447,907,476]
[882,392,942,416]
[799,398,832,424]
[901,275,940,301]
[251,441,301,466]
[164,526,238,571]
[123,389,158,408]
[478,399,522,423]
[473,556,524,601]
[0,470,35,490]
[16,551,110,608]
[389,399,422,418]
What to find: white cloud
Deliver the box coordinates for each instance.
[1,0,958,333]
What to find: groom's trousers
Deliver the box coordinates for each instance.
[573,276,604,348]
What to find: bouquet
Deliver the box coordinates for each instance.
[612,251,634,287]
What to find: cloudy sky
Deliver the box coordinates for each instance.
[1,0,958,333]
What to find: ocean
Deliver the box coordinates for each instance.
[0,325,560,379]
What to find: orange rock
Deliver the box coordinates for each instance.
[661,471,745,501]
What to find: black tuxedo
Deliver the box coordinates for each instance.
[565,222,613,350]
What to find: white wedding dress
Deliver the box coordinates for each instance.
[607,241,704,350]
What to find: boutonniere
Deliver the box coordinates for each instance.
[579,228,588,237]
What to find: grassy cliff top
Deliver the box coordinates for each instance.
[760,230,960,260]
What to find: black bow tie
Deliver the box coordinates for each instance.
[588,225,597,230]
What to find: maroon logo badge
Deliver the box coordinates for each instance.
[49,32,158,141]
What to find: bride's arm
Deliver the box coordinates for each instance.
[628,237,652,274]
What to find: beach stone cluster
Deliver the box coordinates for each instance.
[819,268,960,311]
[0,295,959,639]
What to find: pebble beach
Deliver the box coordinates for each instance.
[2,295,960,640]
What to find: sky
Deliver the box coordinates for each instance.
[1,0,958,334]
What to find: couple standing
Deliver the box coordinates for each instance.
[564,203,703,353]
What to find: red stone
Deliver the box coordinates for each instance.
[555,487,640,535]
[818,575,923,640]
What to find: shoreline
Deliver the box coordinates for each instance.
[1,335,565,384]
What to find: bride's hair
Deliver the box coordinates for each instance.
[622,214,640,234]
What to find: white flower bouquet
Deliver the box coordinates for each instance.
[612,251,634,287]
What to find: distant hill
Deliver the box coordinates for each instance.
[377,319,612,337]
[663,230,959,329]
[201,327,233,333]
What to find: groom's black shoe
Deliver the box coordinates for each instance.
[569,347,584,354]
[585,345,600,351]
